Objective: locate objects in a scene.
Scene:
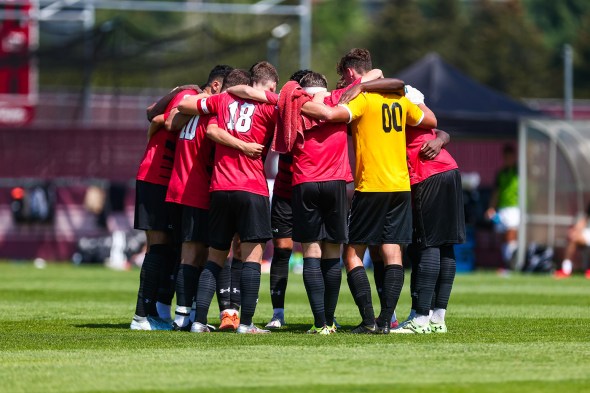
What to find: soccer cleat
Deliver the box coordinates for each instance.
[390,319,399,329]
[189,322,211,333]
[219,310,240,331]
[333,317,342,329]
[130,316,172,331]
[306,325,331,335]
[236,323,271,334]
[265,316,286,329]
[391,318,432,334]
[327,323,337,334]
[586,269,590,280]
[172,321,192,332]
[350,323,377,334]
[429,321,447,333]
[375,319,390,334]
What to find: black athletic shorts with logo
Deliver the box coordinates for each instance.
[348,191,412,245]
[209,190,272,250]
[271,195,292,239]
[169,203,209,244]
[412,169,465,248]
[292,180,348,243]
[134,180,174,232]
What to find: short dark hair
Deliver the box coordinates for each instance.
[299,72,328,89]
[336,48,372,77]
[221,69,251,91]
[289,69,313,83]
[205,64,234,88]
[249,61,279,85]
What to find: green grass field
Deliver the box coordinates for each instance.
[1,262,589,393]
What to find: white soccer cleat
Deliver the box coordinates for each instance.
[130,315,172,331]
[236,323,271,334]
[189,322,211,333]
[265,316,286,329]
[391,318,432,334]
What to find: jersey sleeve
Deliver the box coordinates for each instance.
[341,92,368,123]
[197,93,223,116]
[404,98,425,127]
[265,91,279,105]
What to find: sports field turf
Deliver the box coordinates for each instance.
[1,262,589,393]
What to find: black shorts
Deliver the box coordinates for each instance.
[292,180,348,243]
[134,180,174,232]
[271,195,293,239]
[209,190,272,250]
[412,169,466,247]
[169,203,209,244]
[348,191,412,245]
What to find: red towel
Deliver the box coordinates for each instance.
[273,81,319,153]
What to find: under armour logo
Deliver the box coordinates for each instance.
[219,287,230,294]
[232,288,240,294]
[270,290,282,295]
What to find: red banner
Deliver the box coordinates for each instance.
[0,0,37,126]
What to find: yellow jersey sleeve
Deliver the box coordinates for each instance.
[342,93,368,123]
[403,97,425,127]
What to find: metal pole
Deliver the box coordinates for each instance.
[515,120,528,271]
[564,44,573,121]
[299,0,311,70]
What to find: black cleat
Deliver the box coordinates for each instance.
[375,318,390,334]
[172,321,192,332]
[350,323,377,334]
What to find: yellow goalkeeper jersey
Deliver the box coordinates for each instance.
[342,92,424,192]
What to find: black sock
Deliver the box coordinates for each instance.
[321,258,341,326]
[135,244,174,317]
[156,245,178,306]
[407,243,420,311]
[270,248,291,309]
[414,247,440,316]
[346,266,375,326]
[175,264,199,308]
[240,262,261,326]
[230,258,243,310]
[372,259,385,311]
[303,257,326,328]
[435,245,456,310]
[195,261,222,325]
[380,264,404,323]
[216,260,231,312]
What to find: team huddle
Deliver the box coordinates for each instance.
[130,48,465,335]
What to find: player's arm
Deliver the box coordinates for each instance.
[177,93,213,115]
[300,101,350,123]
[147,114,165,141]
[206,123,264,158]
[417,103,437,129]
[165,108,192,131]
[226,85,271,103]
[147,84,202,121]
[361,68,384,82]
[420,129,450,160]
[339,78,406,104]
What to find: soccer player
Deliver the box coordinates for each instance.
[555,202,590,279]
[164,66,265,332]
[177,63,278,334]
[301,63,437,334]
[131,85,201,331]
[485,144,520,270]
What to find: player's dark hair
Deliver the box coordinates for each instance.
[249,61,279,85]
[289,69,313,83]
[221,69,251,91]
[204,64,234,89]
[336,48,372,77]
[299,72,328,89]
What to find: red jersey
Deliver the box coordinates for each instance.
[273,153,294,200]
[165,114,216,209]
[196,92,277,196]
[291,86,355,186]
[406,126,458,185]
[136,89,199,186]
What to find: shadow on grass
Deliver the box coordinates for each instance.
[74,323,130,329]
